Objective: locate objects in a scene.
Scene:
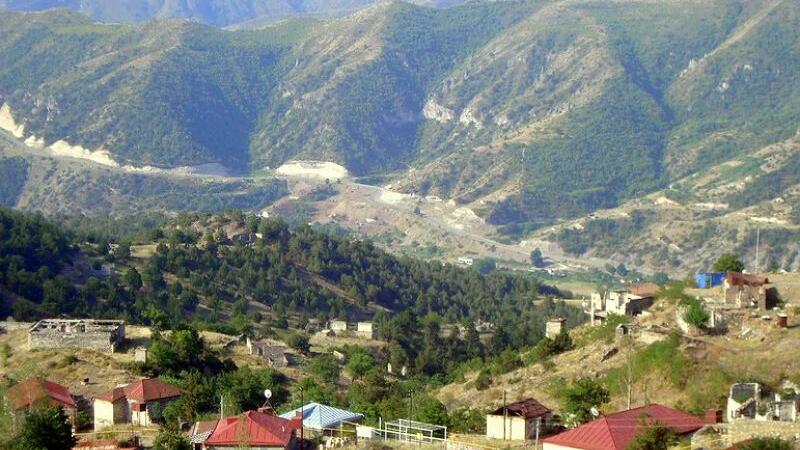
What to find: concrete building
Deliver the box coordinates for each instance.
[486,398,552,441]
[28,319,125,353]
[94,378,182,430]
[545,318,566,340]
[356,322,374,339]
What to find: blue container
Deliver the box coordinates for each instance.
[695,272,725,288]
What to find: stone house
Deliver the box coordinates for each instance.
[246,337,289,368]
[724,272,777,310]
[93,378,182,430]
[28,319,125,353]
[486,398,552,440]
[6,377,77,425]
[587,288,654,324]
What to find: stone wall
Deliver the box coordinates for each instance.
[29,330,119,352]
[28,320,125,353]
[693,422,800,448]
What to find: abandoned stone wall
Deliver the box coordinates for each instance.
[28,330,118,352]
[0,321,34,331]
[694,422,800,448]
[728,420,800,443]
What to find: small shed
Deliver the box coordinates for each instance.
[486,398,552,440]
[695,272,725,289]
[545,318,566,340]
[329,320,347,333]
[279,403,363,431]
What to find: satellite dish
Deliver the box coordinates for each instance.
[264,389,273,400]
[590,407,600,417]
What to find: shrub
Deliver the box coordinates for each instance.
[475,369,492,391]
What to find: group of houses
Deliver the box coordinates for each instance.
[5,374,367,450]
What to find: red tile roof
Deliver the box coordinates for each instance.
[7,377,77,411]
[542,404,706,450]
[490,398,551,420]
[206,410,295,447]
[95,378,181,404]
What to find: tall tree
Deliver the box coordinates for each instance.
[13,407,76,450]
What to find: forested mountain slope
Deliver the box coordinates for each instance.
[0,0,471,27]
[1,0,799,237]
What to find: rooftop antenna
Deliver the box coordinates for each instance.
[261,389,274,414]
[755,228,760,274]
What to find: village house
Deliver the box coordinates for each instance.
[93,378,182,430]
[727,382,799,422]
[189,409,300,450]
[328,320,347,333]
[355,322,374,339]
[486,398,552,441]
[5,377,77,425]
[587,284,656,324]
[723,271,777,310]
[246,337,289,368]
[542,404,707,450]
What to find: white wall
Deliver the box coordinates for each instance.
[486,415,527,440]
[543,443,579,450]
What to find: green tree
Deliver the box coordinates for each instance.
[530,248,545,268]
[712,253,745,272]
[13,406,76,450]
[474,369,492,391]
[345,351,375,381]
[152,427,191,450]
[682,298,710,328]
[561,378,610,425]
[307,354,340,384]
[286,334,310,354]
[626,422,677,450]
[123,267,143,291]
[413,395,450,427]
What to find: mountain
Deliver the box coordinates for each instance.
[1,0,800,273]
[0,0,472,27]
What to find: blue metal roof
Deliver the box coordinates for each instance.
[279,403,363,430]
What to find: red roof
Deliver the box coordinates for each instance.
[96,378,181,404]
[7,377,77,411]
[206,410,295,447]
[542,404,706,450]
[491,398,551,420]
[726,271,768,287]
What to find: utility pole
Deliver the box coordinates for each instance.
[220,394,224,420]
[299,386,304,448]
[534,417,540,448]
[755,228,760,274]
[503,390,507,441]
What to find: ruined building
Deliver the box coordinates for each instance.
[28,319,125,353]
